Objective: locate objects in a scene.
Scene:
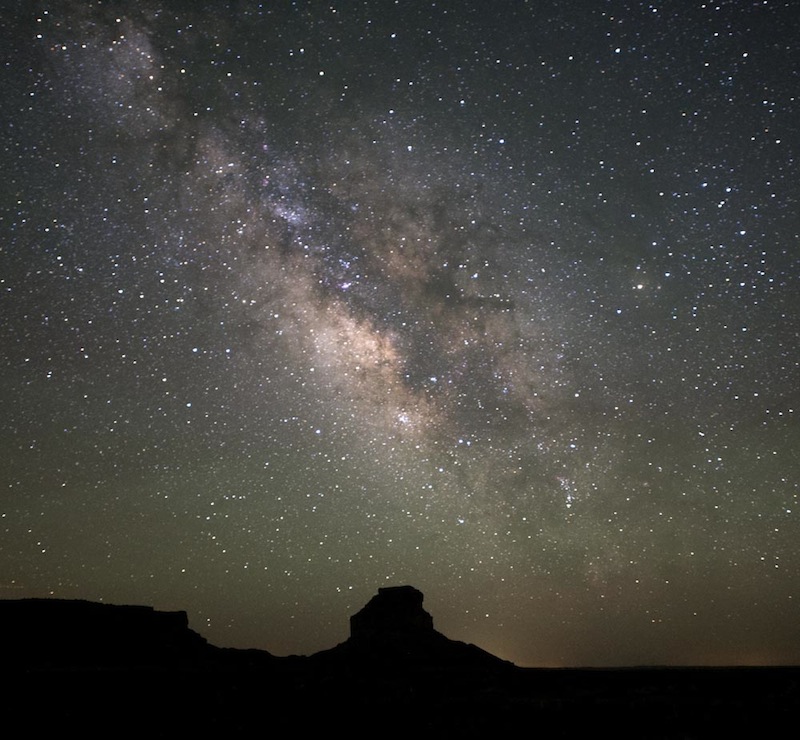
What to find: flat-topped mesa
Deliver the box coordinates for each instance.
[349,585,434,639]
[0,598,211,668]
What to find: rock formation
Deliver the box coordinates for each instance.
[349,585,434,639]
[304,585,514,677]
[2,589,796,736]
[1,597,213,668]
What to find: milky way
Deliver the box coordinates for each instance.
[1,1,798,666]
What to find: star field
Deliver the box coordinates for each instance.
[1,0,798,666]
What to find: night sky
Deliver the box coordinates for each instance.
[2,0,798,667]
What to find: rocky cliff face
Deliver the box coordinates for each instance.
[349,585,434,639]
[301,585,515,676]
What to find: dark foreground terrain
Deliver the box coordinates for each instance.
[3,589,797,737]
